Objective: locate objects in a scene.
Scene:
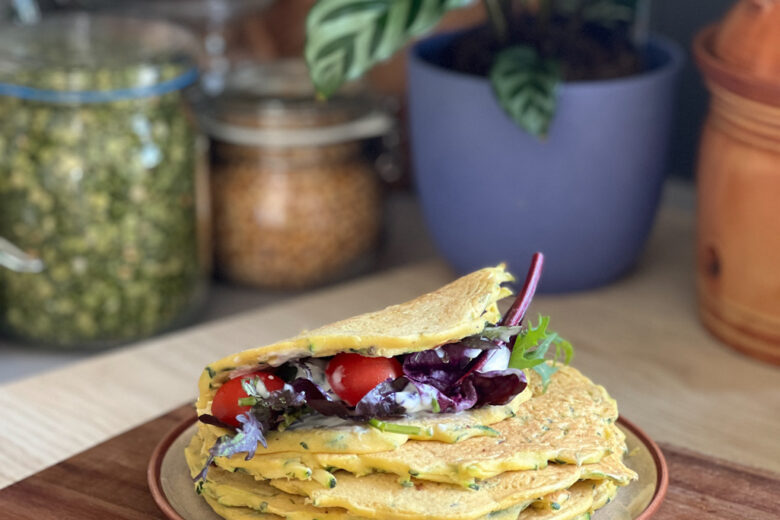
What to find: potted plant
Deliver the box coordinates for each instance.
[305,0,683,292]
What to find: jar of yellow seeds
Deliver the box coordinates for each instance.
[201,62,396,289]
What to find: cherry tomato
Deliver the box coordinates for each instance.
[325,353,403,406]
[211,371,284,428]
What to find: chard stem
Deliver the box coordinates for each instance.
[501,252,545,327]
[457,253,545,383]
[368,419,425,436]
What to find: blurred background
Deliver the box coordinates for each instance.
[0,0,735,178]
[1,0,778,380]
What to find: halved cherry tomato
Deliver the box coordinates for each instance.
[211,371,284,428]
[325,353,403,406]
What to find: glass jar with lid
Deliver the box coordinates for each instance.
[0,15,211,349]
[201,62,396,289]
[70,0,275,94]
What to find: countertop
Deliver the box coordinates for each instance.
[0,183,696,384]
[5,180,777,492]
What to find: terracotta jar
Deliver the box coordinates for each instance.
[694,0,780,364]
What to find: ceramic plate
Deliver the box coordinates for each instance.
[149,416,668,520]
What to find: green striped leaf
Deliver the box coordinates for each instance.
[489,45,561,138]
[306,0,476,97]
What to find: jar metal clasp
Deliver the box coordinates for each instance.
[0,237,44,273]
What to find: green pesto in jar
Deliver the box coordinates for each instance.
[0,16,208,348]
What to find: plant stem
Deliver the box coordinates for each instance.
[500,252,545,327]
[368,419,430,436]
[538,0,553,38]
[632,0,650,47]
[455,252,545,384]
[483,0,511,43]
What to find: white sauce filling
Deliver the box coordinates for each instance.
[478,345,511,373]
[295,358,338,398]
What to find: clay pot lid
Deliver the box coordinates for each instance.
[694,0,780,105]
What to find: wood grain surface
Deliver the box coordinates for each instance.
[0,405,777,520]
[1,208,779,492]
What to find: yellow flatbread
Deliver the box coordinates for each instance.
[196,383,532,460]
[197,265,514,412]
[520,480,617,520]
[266,454,635,520]
[197,367,624,487]
[194,467,622,520]
[186,265,636,520]
[199,466,529,520]
[310,367,623,486]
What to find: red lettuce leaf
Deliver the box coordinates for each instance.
[196,411,268,482]
[354,377,409,417]
[403,343,527,412]
[471,369,527,406]
[290,378,353,418]
[402,343,484,391]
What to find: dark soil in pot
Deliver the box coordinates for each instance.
[442,18,643,81]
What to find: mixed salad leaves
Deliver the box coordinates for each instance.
[196,253,573,482]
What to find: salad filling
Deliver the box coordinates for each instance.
[196,254,573,482]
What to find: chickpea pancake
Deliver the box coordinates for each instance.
[190,466,622,520]
[265,454,635,520]
[521,480,618,520]
[197,266,515,412]
[196,366,623,487]
[185,259,637,520]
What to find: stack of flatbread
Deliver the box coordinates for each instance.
[185,266,637,520]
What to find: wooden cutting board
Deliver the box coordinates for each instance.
[0,406,777,520]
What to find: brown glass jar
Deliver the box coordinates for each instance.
[202,62,394,289]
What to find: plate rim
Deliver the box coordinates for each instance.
[616,415,669,520]
[148,414,669,520]
[148,413,196,520]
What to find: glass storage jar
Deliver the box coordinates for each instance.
[72,0,274,94]
[202,62,395,289]
[0,15,211,349]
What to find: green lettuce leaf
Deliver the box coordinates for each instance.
[508,315,573,391]
[479,325,524,343]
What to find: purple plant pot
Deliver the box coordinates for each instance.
[408,31,683,292]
